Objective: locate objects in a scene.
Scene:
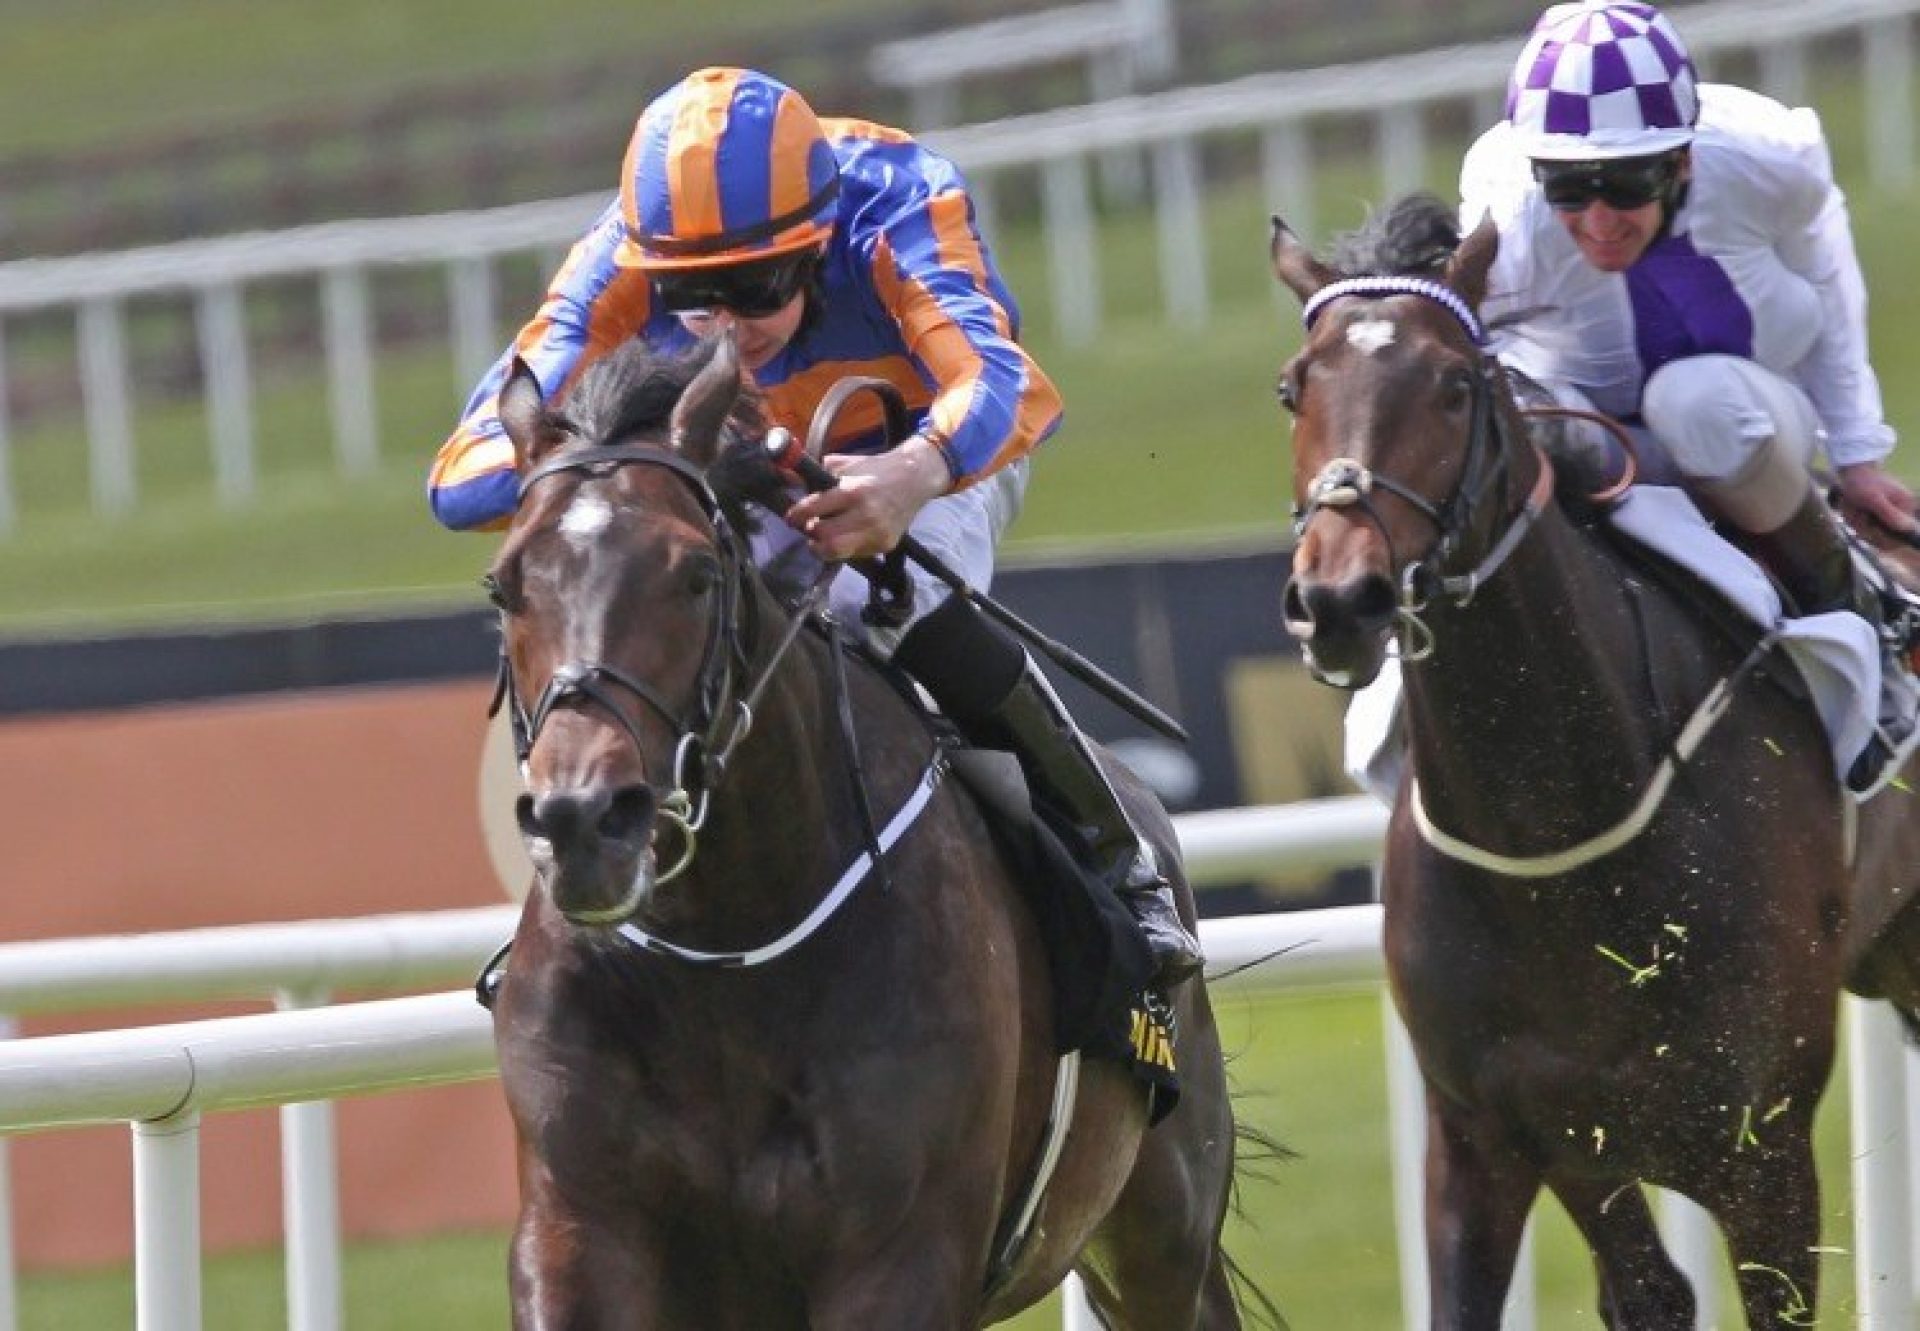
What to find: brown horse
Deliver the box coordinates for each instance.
[480,333,1251,1329]
[1270,194,1920,1328]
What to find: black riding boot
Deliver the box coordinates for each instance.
[1747,489,1876,620]
[1748,490,1910,794]
[894,596,1205,986]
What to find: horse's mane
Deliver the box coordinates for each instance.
[1324,191,1461,279]
[558,337,783,532]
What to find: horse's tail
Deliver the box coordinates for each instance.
[1223,1118,1294,1330]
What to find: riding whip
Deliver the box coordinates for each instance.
[764,419,1191,746]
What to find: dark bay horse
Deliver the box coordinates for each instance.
[481,334,1248,1329]
[1269,195,1920,1328]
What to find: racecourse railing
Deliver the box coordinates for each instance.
[0,0,1912,531]
[0,797,1914,1330]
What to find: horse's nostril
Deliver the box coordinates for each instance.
[519,789,609,848]
[599,785,657,843]
[1350,575,1399,631]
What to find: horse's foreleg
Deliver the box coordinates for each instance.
[1545,1176,1694,1330]
[1424,1095,1539,1331]
[1689,1137,1823,1330]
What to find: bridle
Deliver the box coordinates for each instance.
[490,439,821,884]
[1289,276,1557,661]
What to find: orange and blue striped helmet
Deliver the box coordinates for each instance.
[617,68,841,273]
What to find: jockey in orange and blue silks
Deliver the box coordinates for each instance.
[428,66,1203,985]
[428,66,1059,653]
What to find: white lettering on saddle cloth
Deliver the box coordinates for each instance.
[1344,485,1893,804]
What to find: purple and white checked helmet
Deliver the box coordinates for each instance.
[1506,1,1700,161]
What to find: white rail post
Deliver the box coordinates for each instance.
[1757,38,1808,108]
[1384,990,1430,1330]
[321,266,379,478]
[1848,995,1914,1327]
[1260,121,1315,260]
[133,1109,202,1331]
[449,255,498,399]
[1503,1218,1538,1330]
[277,987,342,1331]
[1910,1038,1920,1280]
[1862,15,1915,192]
[77,297,136,518]
[1378,105,1428,201]
[1151,137,1208,330]
[0,318,13,534]
[1657,1189,1722,1329]
[197,281,256,506]
[1061,1270,1098,1327]
[1042,156,1101,347]
[0,1015,14,1331]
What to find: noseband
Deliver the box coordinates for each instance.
[491,441,763,883]
[1291,277,1556,657]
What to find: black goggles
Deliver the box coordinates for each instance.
[652,252,816,319]
[1533,154,1680,212]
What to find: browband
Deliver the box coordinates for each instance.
[1302,276,1487,347]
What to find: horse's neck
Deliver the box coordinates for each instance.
[1401,504,1675,823]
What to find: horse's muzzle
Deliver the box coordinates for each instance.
[1282,571,1399,689]
[518,784,660,924]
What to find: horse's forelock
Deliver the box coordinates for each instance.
[1325,192,1462,280]
[557,340,767,468]
[563,343,705,448]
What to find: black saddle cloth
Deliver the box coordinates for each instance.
[940,749,1152,1083]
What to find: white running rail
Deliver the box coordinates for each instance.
[0,796,1913,1328]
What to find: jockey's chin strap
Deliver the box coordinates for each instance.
[490,441,827,885]
[1294,276,1556,661]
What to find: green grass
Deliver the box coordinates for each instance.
[18,988,1872,1328]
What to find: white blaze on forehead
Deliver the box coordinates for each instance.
[559,491,614,548]
[1346,318,1397,354]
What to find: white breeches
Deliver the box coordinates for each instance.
[748,457,1029,657]
[1640,354,1822,533]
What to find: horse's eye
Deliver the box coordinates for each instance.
[1274,375,1299,414]
[684,557,721,598]
[1439,368,1476,412]
[481,571,513,612]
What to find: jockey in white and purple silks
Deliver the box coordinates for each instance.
[1459,0,1917,793]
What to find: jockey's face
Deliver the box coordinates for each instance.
[655,247,818,371]
[1552,196,1667,272]
[674,296,806,371]
[1538,150,1688,273]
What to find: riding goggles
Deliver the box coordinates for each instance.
[652,252,817,319]
[1533,153,1681,212]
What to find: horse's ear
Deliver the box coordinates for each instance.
[670,332,743,468]
[1270,215,1334,306]
[498,358,557,469]
[1445,213,1500,312]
